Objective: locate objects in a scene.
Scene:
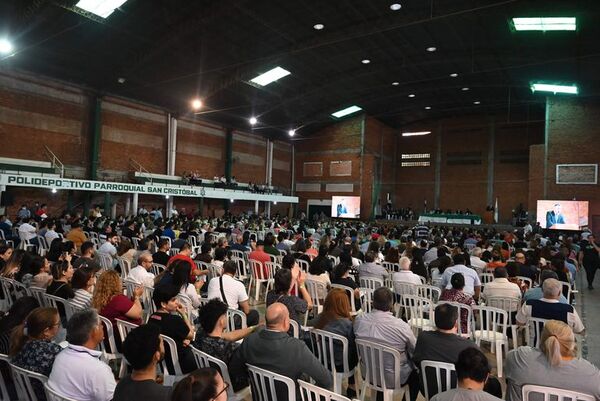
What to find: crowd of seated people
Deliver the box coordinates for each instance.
[0,204,598,401]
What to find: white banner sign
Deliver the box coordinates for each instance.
[0,174,298,203]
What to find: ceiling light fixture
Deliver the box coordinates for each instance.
[361,59,371,64]
[249,117,258,125]
[51,188,57,194]
[530,82,578,95]
[191,99,202,110]
[408,94,415,98]
[390,3,402,11]
[511,17,576,32]
[461,87,469,91]
[230,199,234,203]
[426,46,437,52]
[288,129,296,137]
[473,101,481,105]
[424,106,431,110]
[165,195,170,199]
[313,23,324,30]
[117,77,126,84]
[450,73,458,77]
[0,39,13,54]
[75,0,128,18]
[250,66,291,86]
[273,201,277,205]
[402,131,431,137]
[392,82,399,86]
[331,105,362,118]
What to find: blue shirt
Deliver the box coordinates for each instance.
[523,287,568,304]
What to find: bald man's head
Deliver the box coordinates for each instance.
[265,302,290,332]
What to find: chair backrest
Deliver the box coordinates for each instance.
[382,262,400,273]
[326,255,339,265]
[159,334,183,376]
[527,316,548,347]
[472,305,508,339]
[115,318,139,346]
[298,379,351,401]
[516,276,533,289]
[560,281,573,303]
[393,281,419,298]
[305,279,328,308]
[359,276,384,291]
[522,384,595,401]
[330,283,358,313]
[10,279,30,300]
[190,347,236,398]
[249,259,271,281]
[264,261,280,278]
[168,248,180,257]
[486,296,521,315]
[151,263,166,276]
[311,328,350,376]
[246,363,296,401]
[420,360,457,401]
[361,287,374,313]
[355,338,401,391]
[0,277,15,308]
[123,278,138,298]
[0,353,11,401]
[98,315,120,355]
[231,257,249,280]
[440,301,473,337]
[44,293,75,323]
[417,284,441,303]
[404,295,434,330]
[10,363,48,401]
[142,285,156,318]
[226,308,247,332]
[28,286,47,307]
[229,249,246,260]
[289,319,300,339]
[478,273,494,286]
[297,259,310,273]
[95,253,113,271]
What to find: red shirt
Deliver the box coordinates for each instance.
[168,253,197,280]
[249,249,271,278]
[100,294,142,327]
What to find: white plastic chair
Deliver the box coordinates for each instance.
[246,363,296,401]
[360,288,374,313]
[472,305,508,377]
[382,262,400,273]
[229,249,246,260]
[486,296,522,349]
[403,295,435,334]
[151,263,166,276]
[28,286,47,307]
[98,315,125,376]
[10,363,48,401]
[327,255,339,265]
[355,338,409,401]
[478,273,494,288]
[44,293,75,324]
[304,280,327,322]
[297,259,310,273]
[37,236,49,256]
[331,284,359,314]
[298,379,352,401]
[231,257,249,283]
[420,360,456,401]
[159,334,183,376]
[560,281,573,303]
[248,259,273,302]
[95,253,113,272]
[191,347,250,399]
[0,353,11,401]
[310,328,355,394]
[522,384,595,401]
[359,277,384,291]
[417,285,441,303]
[226,308,247,332]
[440,301,473,338]
[516,276,533,289]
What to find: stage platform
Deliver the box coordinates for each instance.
[374,219,516,231]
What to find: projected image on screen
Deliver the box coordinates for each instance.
[536,200,589,230]
[331,196,361,219]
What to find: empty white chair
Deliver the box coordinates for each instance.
[472,305,508,377]
[246,363,296,401]
[298,379,352,401]
[310,328,356,394]
[10,363,48,401]
[404,295,435,334]
[115,318,139,346]
[305,280,327,313]
[393,281,419,318]
[355,338,409,401]
[560,281,573,303]
[420,360,456,401]
[521,384,595,401]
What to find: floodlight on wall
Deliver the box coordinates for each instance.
[249,117,258,125]
[0,39,13,54]
[530,82,578,95]
[51,188,57,194]
[402,131,431,137]
[191,99,202,110]
[250,66,291,86]
[331,105,362,118]
[75,0,128,18]
[288,129,296,137]
[511,17,576,31]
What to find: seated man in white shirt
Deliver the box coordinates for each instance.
[207,260,259,326]
[48,309,116,401]
[440,254,482,300]
[392,256,423,293]
[127,251,155,287]
[469,247,488,270]
[482,267,521,301]
[18,217,38,245]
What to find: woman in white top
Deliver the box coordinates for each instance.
[172,259,202,320]
[307,260,331,301]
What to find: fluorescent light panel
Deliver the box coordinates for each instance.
[250,67,291,86]
[331,105,362,118]
[76,0,128,18]
[512,17,576,31]
[530,82,578,95]
[402,131,431,137]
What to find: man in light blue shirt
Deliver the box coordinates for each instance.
[440,254,481,299]
[523,270,568,304]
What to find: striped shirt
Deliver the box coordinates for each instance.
[70,289,92,311]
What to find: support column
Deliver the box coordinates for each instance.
[487,117,496,206]
[0,185,4,215]
[543,96,550,199]
[132,193,139,217]
[166,197,173,218]
[434,122,442,209]
[125,196,131,217]
[111,202,117,219]
[104,193,111,218]
[88,96,102,218]
[254,200,259,215]
[167,114,177,219]
[66,190,73,212]
[225,128,233,181]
